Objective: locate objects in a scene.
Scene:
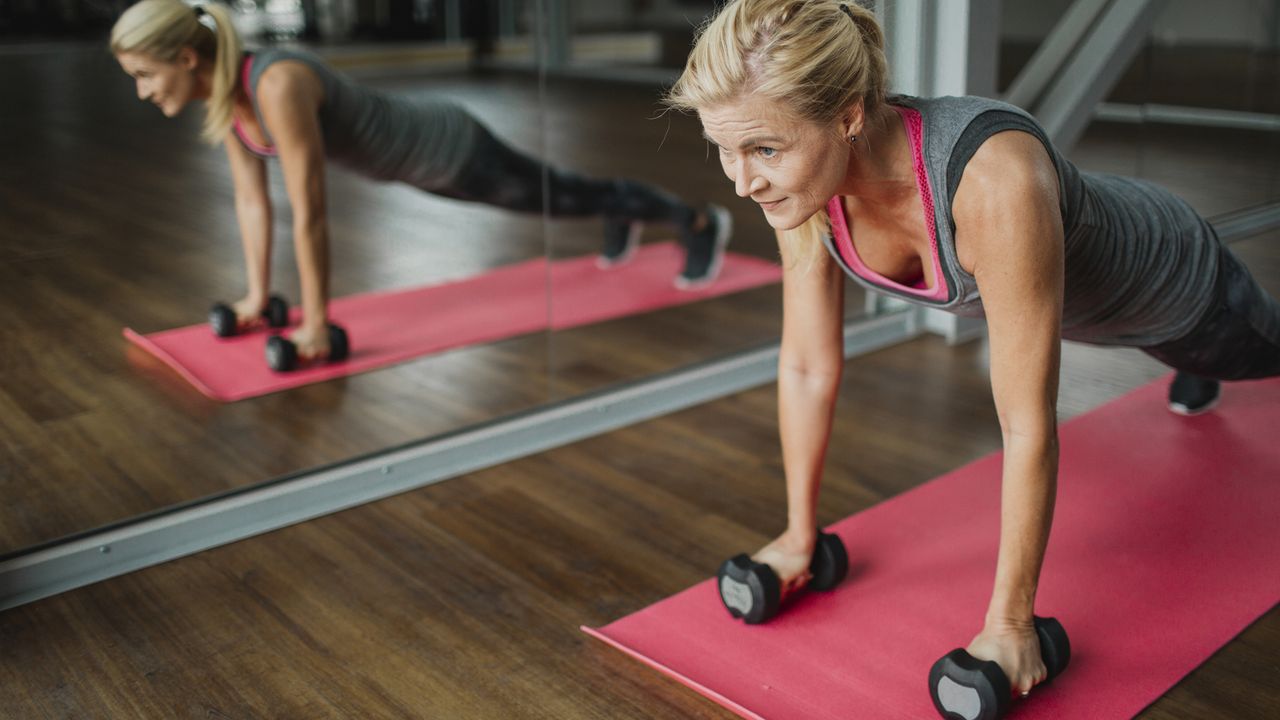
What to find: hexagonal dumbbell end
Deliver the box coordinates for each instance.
[263,295,290,328]
[209,302,237,338]
[809,531,849,591]
[717,553,781,624]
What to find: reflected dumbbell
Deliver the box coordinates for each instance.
[209,294,289,338]
[717,531,848,624]
[928,616,1071,720]
[265,323,350,372]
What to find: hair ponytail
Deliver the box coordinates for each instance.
[199,3,242,143]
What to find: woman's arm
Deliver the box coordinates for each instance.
[224,133,272,316]
[255,62,330,353]
[952,130,1065,695]
[760,230,846,582]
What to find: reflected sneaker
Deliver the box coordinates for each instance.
[676,203,733,290]
[597,217,643,269]
[1168,372,1221,415]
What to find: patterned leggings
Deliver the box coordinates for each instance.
[429,121,696,227]
[1142,246,1280,380]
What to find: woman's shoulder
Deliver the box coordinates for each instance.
[249,48,331,90]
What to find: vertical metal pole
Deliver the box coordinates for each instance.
[444,0,461,42]
[933,0,1000,98]
[886,0,931,96]
[541,0,571,68]
[499,0,517,37]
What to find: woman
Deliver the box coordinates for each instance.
[111,0,731,360]
[668,0,1279,698]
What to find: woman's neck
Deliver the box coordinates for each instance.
[835,104,915,205]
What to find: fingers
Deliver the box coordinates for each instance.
[782,569,813,595]
[1013,665,1048,698]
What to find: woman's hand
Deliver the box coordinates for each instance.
[752,529,816,597]
[966,619,1047,697]
[232,295,268,331]
[288,322,331,361]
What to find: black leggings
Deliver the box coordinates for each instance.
[1142,246,1280,381]
[430,122,697,227]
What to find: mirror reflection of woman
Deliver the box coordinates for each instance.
[670,0,1280,699]
[111,0,731,360]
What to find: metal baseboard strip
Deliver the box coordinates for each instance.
[1095,102,1280,133]
[0,310,920,611]
[1211,202,1280,244]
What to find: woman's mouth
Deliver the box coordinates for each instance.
[757,198,786,211]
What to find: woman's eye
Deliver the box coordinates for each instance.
[757,147,777,158]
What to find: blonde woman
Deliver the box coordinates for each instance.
[671,0,1279,702]
[111,0,731,361]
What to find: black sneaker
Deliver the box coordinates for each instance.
[676,204,732,290]
[597,217,643,269]
[1168,372,1221,416]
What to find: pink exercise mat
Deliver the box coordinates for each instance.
[585,377,1280,719]
[124,242,781,402]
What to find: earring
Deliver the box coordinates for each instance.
[849,134,858,144]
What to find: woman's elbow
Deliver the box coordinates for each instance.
[778,355,843,392]
[292,202,328,233]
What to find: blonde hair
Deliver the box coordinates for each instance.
[667,0,888,266]
[111,0,243,144]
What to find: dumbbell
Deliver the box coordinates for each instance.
[209,294,289,338]
[265,323,350,372]
[928,616,1071,720]
[716,531,848,624]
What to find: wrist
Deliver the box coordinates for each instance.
[779,524,817,554]
[985,590,1037,628]
[300,315,329,332]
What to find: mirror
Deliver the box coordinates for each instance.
[0,0,554,554]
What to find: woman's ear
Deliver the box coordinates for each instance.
[840,99,866,140]
[176,46,199,72]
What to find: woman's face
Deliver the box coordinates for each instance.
[115,49,200,118]
[699,94,850,231]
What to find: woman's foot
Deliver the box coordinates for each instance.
[676,204,732,289]
[597,217,644,269]
[1168,372,1221,415]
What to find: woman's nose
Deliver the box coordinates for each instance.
[734,167,763,199]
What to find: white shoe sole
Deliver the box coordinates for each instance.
[1168,395,1220,416]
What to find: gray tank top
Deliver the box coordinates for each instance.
[823,94,1220,346]
[237,48,478,191]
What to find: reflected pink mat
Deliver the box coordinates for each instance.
[585,377,1280,719]
[124,242,780,402]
